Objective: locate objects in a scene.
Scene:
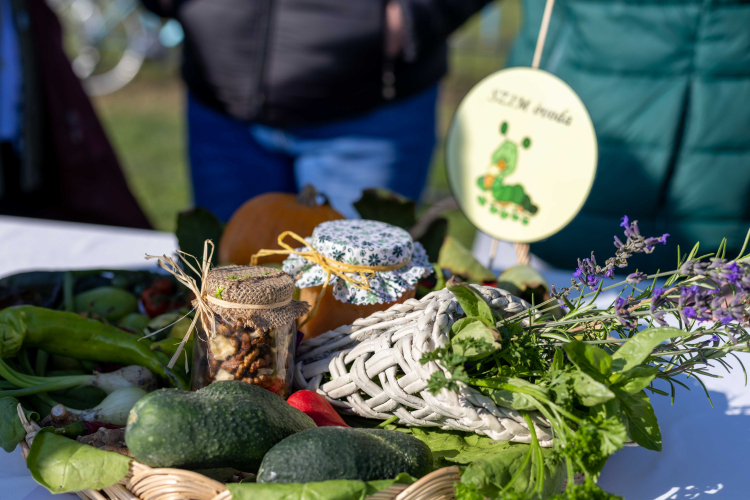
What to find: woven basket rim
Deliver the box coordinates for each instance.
[21,442,460,500]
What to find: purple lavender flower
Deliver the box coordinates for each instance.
[614,296,637,328]
[626,272,647,285]
[650,288,670,326]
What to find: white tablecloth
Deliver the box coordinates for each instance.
[2,219,748,499]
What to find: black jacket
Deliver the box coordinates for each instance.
[142,0,491,126]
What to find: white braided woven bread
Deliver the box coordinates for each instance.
[294,285,554,446]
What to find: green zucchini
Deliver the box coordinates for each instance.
[125,381,315,471]
[257,427,433,483]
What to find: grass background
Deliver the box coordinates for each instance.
[91,0,522,249]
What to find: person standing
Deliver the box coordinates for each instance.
[476,0,750,272]
[0,0,151,228]
[141,0,493,220]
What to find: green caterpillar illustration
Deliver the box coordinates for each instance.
[476,121,538,225]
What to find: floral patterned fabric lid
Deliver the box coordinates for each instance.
[282,219,433,305]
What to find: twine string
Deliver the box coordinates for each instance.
[251,231,410,327]
[146,240,217,368]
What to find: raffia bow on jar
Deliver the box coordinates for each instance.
[146,241,309,395]
[251,220,433,339]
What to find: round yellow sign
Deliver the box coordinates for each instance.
[446,67,597,243]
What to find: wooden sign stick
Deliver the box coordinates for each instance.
[489,0,556,268]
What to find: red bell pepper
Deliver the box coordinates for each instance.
[287,390,349,427]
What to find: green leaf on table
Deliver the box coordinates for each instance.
[572,371,615,406]
[564,341,613,381]
[448,284,495,327]
[610,366,659,394]
[437,236,496,283]
[611,327,684,373]
[175,207,224,271]
[615,389,662,451]
[26,430,131,493]
[409,427,514,465]
[353,188,417,230]
[461,441,565,499]
[496,264,549,305]
[452,320,498,361]
[0,397,38,453]
[227,473,415,500]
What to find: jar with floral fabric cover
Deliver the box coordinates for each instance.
[191,265,309,397]
[279,220,433,340]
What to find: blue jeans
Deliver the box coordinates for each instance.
[187,86,438,220]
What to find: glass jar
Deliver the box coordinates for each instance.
[192,317,295,397]
[281,219,433,340]
[190,265,309,397]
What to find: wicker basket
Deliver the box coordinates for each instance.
[18,431,459,500]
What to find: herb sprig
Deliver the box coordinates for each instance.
[423,219,750,499]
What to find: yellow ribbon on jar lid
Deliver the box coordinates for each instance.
[251,231,411,327]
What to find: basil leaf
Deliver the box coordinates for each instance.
[572,371,616,406]
[410,427,517,465]
[26,430,131,493]
[615,389,662,451]
[612,327,684,373]
[227,474,415,500]
[451,321,498,360]
[451,317,476,337]
[449,284,495,327]
[611,366,659,394]
[563,341,613,381]
[461,442,565,499]
[0,397,38,453]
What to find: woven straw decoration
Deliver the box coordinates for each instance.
[294,285,554,446]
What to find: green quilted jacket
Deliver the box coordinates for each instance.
[512,0,750,271]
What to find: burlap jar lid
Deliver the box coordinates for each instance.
[199,265,309,331]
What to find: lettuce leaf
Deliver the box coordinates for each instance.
[0,397,38,453]
[227,473,415,500]
[26,430,130,493]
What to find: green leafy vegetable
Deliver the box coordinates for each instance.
[549,480,624,500]
[563,341,612,382]
[448,284,495,327]
[451,320,498,360]
[0,397,37,453]
[227,473,415,500]
[496,264,550,306]
[611,327,683,373]
[571,372,615,407]
[26,431,130,493]
[437,236,496,283]
[615,389,662,451]
[461,440,565,499]
[175,207,224,271]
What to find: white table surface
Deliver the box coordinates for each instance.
[3,220,748,499]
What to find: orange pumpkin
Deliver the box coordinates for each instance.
[298,285,416,341]
[219,185,344,265]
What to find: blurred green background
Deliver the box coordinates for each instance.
[91,0,522,249]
